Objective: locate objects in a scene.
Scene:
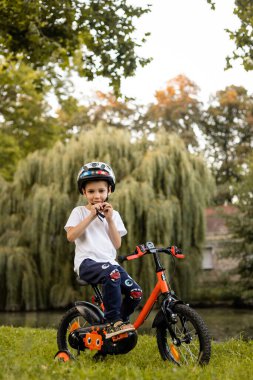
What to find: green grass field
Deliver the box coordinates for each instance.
[0,326,252,380]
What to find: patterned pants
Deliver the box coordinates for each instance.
[79,258,142,322]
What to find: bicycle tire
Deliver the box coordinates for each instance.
[57,306,103,357]
[156,303,211,365]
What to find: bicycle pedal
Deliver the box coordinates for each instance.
[111,332,129,341]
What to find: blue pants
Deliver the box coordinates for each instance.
[79,259,142,323]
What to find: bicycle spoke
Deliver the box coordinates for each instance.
[168,314,202,365]
[179,348,190,365]
[180,342,198,360]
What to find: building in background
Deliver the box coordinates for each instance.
[202,206,239,278]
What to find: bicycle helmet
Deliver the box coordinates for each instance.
[77,162,116,194]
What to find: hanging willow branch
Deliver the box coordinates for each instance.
[0,125,214,310]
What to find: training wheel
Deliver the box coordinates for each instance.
[54,350,72,362]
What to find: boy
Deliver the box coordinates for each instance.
[65,161,142,338]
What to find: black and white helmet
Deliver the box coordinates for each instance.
[77,162,116,194]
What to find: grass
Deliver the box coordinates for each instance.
[0,326,252,380]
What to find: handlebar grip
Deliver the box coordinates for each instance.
[118,246,146,263]
[175,254,185,259]
[118,252,136,262]
[170,246,185,259]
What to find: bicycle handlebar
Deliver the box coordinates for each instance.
[118,242,185,263]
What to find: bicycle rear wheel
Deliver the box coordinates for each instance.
[156,304,211,366]
[57,306,102,358]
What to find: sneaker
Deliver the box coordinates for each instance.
[105,320,135,339]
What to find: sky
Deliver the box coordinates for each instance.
[72,0,252,105]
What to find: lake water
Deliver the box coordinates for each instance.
[0,307,252,341]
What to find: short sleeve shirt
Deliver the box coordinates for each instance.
[65,206,127,274]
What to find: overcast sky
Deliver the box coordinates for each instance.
[72,0,252,105]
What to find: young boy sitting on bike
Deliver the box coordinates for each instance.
[65,161,142,338]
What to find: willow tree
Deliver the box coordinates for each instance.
[0,125,213,311]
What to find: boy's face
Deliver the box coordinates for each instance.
[82,180,111,205]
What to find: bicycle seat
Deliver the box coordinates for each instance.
[76,276,89,286]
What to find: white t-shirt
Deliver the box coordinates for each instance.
[64,206,127,274]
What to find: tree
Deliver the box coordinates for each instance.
[88,91,137,129]
[0,0,151,177]
[226,154,253,305]
[200,85,253,203]
[0,59,63,179]
[225,0,253,71]
[142,75,202,147]
[53,90,151,137]
[0,125,213,311]
[55,96,92,136]
[52,92,137,138]
[207,0,253,72]
[0,132,21,181]
[0,0,151,93]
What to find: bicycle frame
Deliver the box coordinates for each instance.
[133,270,169,329]
[124,244,180,330]
[91,266,171,330]
[88,244,183,330]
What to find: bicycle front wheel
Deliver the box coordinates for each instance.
[156,303,211,366]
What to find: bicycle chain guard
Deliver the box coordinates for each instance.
[69,324,138,355]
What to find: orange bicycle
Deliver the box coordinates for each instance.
[55,242,211,365]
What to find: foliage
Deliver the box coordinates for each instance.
[207,0,253,72]
[206,0,215,10]
[50,74,204,142]
[86,76,203,146]
[225,0,253,71]
[0,132,21,181]
[141,75,202,148]
[0,327,253,380]
[87,91,137,129]
[0,125,213,310]
[55,92,137,134]
[200,85,253,203]
[55,96,92,136]
[225,155,253,305]
[0,0,151,177]
[0,59,64,180]
[0,0,151,93]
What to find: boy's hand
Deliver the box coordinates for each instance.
[90,203,104,217]
[102,202,113,221]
